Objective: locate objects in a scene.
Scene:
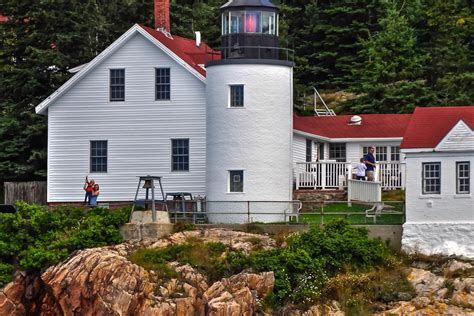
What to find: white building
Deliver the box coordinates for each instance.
[35,0,295,223]
[293,114,411,190]
[401,106,474,258]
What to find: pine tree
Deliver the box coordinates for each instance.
[342,1,436,114]
[0,0,104,181]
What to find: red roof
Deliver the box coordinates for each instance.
[400,106,474,149]
[140,25,220,77]
[0,15,8,23]
[293,114,412,139]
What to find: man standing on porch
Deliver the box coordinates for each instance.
[364,146,377,181]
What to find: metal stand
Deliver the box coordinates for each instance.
[130,176,168,222]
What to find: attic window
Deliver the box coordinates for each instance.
[156,68,170,100]
[110,69,125,101]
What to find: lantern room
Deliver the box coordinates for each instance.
[220,0,280,60]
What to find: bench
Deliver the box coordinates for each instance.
[365,202,384,224]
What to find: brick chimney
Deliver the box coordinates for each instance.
[154,0,170,32]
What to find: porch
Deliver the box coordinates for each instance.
[295,161,406,190]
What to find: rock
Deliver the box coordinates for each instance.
[0,234,275,316]
[287,301,344,316]
[445,260,473,275]
[451,278,474,308]
[149,228,276,254]
[406,268,446,296]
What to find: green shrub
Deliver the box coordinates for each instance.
[0,263,15,286]
[0,202,130,286]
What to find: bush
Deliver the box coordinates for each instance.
[130,219,396,309]
[0,202,130,287]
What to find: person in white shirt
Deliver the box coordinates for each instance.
[355,157,367,180]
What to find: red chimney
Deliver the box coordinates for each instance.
[154,0,170,32]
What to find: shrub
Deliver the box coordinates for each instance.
[0,202,130,286]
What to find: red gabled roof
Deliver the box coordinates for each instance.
[140,25,220,77]
[293,114,412,139]
[400,106,474,149]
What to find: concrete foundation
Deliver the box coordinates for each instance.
[120,222,174,240]
[129,210,170,224]
[402,222,474,259]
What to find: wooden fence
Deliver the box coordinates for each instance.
[4,181,47,205]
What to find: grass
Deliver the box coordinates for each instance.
[296,201,405,225]
[128,238,228,281]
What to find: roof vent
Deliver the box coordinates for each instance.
[349,115,362,125]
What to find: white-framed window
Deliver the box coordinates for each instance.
[363,146,390,162]
[156,68,170,100]
[305,139,312,162]
[110,69,125,101]
[229,170,244,192]
[171,139,189,172]
[391,146,400,161]
[329,143,346,162]
[456,161,470,194]
[422,162,441,194]
[90,140,107,173]
[230,85,244,107]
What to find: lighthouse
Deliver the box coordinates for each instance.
[206,0,294,223]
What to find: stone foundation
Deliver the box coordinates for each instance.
[402,222,474,259]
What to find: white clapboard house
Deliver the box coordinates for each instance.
[401,106,474,258]
[293,114,411,190]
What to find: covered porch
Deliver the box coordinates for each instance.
[295,161,406,190]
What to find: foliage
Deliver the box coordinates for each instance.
[129,239,228,281]
[131,219,395,308]
[1,0,473,182]
[172,222,196,233]
[0,202,130,287]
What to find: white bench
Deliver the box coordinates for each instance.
[365,202,384,224]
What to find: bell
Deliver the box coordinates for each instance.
[142,179,154,189]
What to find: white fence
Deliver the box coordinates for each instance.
[347,179,382,204]
[295,161,406,190]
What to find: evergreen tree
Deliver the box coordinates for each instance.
[0,1,104,181]
[423,0,474,105]
[292,0,383,91]
[342,1,436,113]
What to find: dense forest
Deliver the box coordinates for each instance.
[0,0,472,182]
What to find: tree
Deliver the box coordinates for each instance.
[0,0,105,181]
[292,0,384,91]
[341,1,436,113]
[422,0,474,105]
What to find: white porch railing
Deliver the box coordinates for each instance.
[295,161,406,190]
[347,179,382,204]
[295,161,352,190]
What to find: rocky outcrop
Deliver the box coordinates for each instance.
[148,228,277,254]
[380,259,474,315]
[0,229,275,316]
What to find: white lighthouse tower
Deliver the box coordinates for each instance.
[206,0,294,223]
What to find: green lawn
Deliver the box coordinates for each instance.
[296,201,405,225]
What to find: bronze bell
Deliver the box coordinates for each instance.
[142,179,154,189]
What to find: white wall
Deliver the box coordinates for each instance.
[206,63,293,223]
[292,133,306,163]
[404,152,473,222]
[47,33,207,202]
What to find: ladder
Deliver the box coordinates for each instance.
[312,87,336,116]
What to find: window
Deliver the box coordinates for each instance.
[90,141,107,173]
[363,146,388,162]
[457,162,470,194]
[422,162,441,194]
[156,68,170,100]
[171,139,189,171]
[110,69,125,101]
[229,170,244,192]
[230,85,244,107]
[305,139,312,162]
[329,143,346,162]
[391,146,400,161]
[245,11,261,33]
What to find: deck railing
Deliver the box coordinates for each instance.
[295,161,406,190]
